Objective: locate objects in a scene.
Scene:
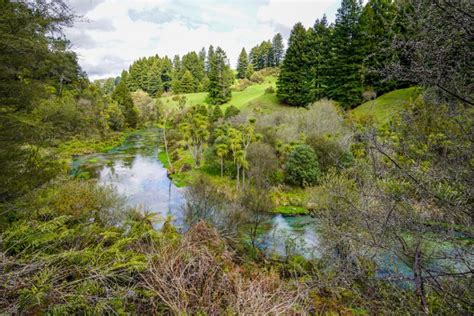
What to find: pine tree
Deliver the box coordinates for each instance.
[272,33,285,66]
[179,70,196,93]
[147,60,163,97]
[160,56,173,92]
[211,105,224,122]
[198,47,206,65]
[206,45,214,73]
[359,0,398,95]
[244,63,254,79]
[308,15,331,100]
[236,48,249,79]
[328,0,365,108]
[277,23,313,106]
[207,47,233,105]
[113,72,138,128]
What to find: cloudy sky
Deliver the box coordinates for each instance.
[66,0,341,80]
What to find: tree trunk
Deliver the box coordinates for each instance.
[220,158,224,177]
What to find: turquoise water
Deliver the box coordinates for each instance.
[71,130,319,257]
[72,130,469,278]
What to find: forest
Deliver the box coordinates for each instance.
[0,0,472,314]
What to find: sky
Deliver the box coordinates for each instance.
[65,0,341,80]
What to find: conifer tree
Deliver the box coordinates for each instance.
[179,70,196,93]
[113,72,138,128]
[327,0,365,108]
[359,0,398,94]
[308,15,331,100]
[271,33,285,66]
[147,61,163,97]
[206,45,214,73]
[277,23,313,106]
[207,47,233,105]
[245,63,254,79]
[236,48,249,79]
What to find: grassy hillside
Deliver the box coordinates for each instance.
[351,87,419,125]
[159,76,280,111]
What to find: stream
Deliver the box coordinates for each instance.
[71,129,320,258]
[71,129,472,284]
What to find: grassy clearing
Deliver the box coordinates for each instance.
[159,76,279,111]
[351,87,420,125]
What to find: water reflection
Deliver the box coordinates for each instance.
[72,130,318,255]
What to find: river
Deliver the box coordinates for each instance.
[71,129,320,258]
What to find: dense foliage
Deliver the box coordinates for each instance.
[285,145,320,187]
[1,0,472,314]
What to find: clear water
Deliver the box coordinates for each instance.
[71,129,318,257]
[72,130,469,277]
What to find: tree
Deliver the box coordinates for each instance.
[384,0,473,106]
[359,0,398,95]
[277,23,313,106]
[179,70,196,93]
[147,61,163,97]
[207,47,233,105]
[285,144,320,187]
[236,48,249,79]
[271,33,285,66]
[179,105,210,167]
[224,105,240,119]
[327,0,365,108]
[112,73,138,128]
[215,143,228,177]
[211,105,223,123]
[308,15,331,101]
[245,63,254,79]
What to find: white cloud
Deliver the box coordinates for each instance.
[65,0,339,80]
[257,0,338,28]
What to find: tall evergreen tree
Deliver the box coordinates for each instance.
[271,33,285,66]
[359,0,399,94]
[198,47,206,65]
[277,23,313,106]
[160,56,173,92]
[236,48,249,79]
[206,45,215,73]
[308,15,331,100]
[207,47,233,105]
[179,70,196,93]
[147,61,163,97]
[113,72,138,128]
[327,0,365,108]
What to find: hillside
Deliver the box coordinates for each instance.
[351,87,419,125]
[159,76,281,111]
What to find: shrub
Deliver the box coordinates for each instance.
[224,105,240,119]
[247,143,280,187]
[305,135,353,172]
[285,145,320,187]
[234,78,253,92]
[249,72,264,83]
[264,86,275,94]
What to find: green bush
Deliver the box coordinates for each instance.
[264,86,275,94]
[224,105,240,119]
[285,144,320,187]
[249,72,264,83]
[305,135,353,172]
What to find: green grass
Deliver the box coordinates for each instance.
[272,205,309,216]
[351,87,420,125]
[159,76,280,111]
